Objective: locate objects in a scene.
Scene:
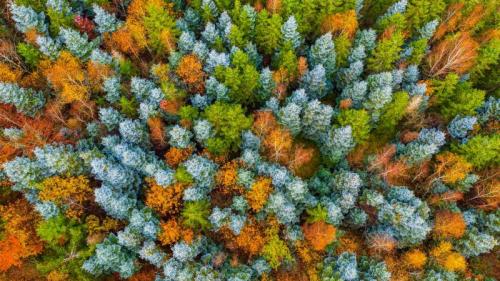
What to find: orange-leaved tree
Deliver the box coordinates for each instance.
[0,199,43,272]
[302,221,336,251]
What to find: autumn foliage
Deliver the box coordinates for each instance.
[302,221,336,251]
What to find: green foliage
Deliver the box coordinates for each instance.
[273,43,298,77]
[36,215,94,281]
[143,1,179,54]
[452,134,500,169]
[47,8,73,35]
[367,31,405,73]
[181,200,211,230]
[376,13,407,32]
[215,50,261,105]
[405,0,446,35]
[432,75,485,120]
[406,38,428,65]
[306,204,329,223]
[119,59,139,78]
[203,102,252,155]
[471,38,500,94]
[228,25,247,48]
[178,105,199,121]
[262,234,293,269]
[374,91,409,141]
[13,0,45,11]
[119,96,138,118]
[334,34,352,68]
[361,0,398,25]
[255,10,282,55]
[174,166,194,184]
[17,42,41,68]
[230,2,255,41]
[337,109,371,144]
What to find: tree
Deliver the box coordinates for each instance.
[0,82,45,117]
[281,16,302,49]
[214,50,260,105]
[301,64,331,99]
[181,200,211,231]
[367,30,404,73]
[433,210,466,239]
[168,125,193,149]
[203,102,253,155]
[302,99,333,141]
[374,91,409,141]
[399,128,446,164]
[59,28,99,59]
[426,32,479,77]
[42,51,89,104]
[404,0,445,35]
[145,180,186,217]
[38,176,93,219]
[176,55,205,93]
[0,199,43,272]
[320,10,358,39]
[142,0,179,55]
[8,3,47,33]
[433,152,472,185]
[452,134,500,169]
[262,234,293,269]
[308,32,336,75]
[302,221,336,251]
[92,4,121,33]
[255,10,282,55]
[36,215,94,280]
[245,177,273,212]
[402,249,427,270]
[337,109,371,144]
[447,116,477,140]
[431,77,485,121]
[83,234,138,278]
[262,127,293,164]
[363,187,431,248]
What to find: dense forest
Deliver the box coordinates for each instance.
[0,0,498,280]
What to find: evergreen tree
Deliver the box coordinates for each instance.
[302,99,333,141]
[203,102,253,155]
[337,109,371,144]
[255,10,282,55]
[452,134,500,169]
[309,32,336,76]
[302,64,331,99]
[9,3,47,33]
[0,82,45,117]
[92,4,122,33]
[281,16,302,50]
[214,49,261,105]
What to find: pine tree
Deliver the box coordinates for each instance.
[337,109,371,144]
[452,134,500,169]
[367,31,404,73]
[203,102,253,154]
[9,3,47,33]
[302,99,333,141]
[214,49,260,105]
[255,10,282,55]
[0,82,45,117]
[302,64,331,99]
[281,16,302,50]
[93,4,122,33]
[309,32,336,76]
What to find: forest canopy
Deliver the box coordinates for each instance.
[0,0,499,280]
